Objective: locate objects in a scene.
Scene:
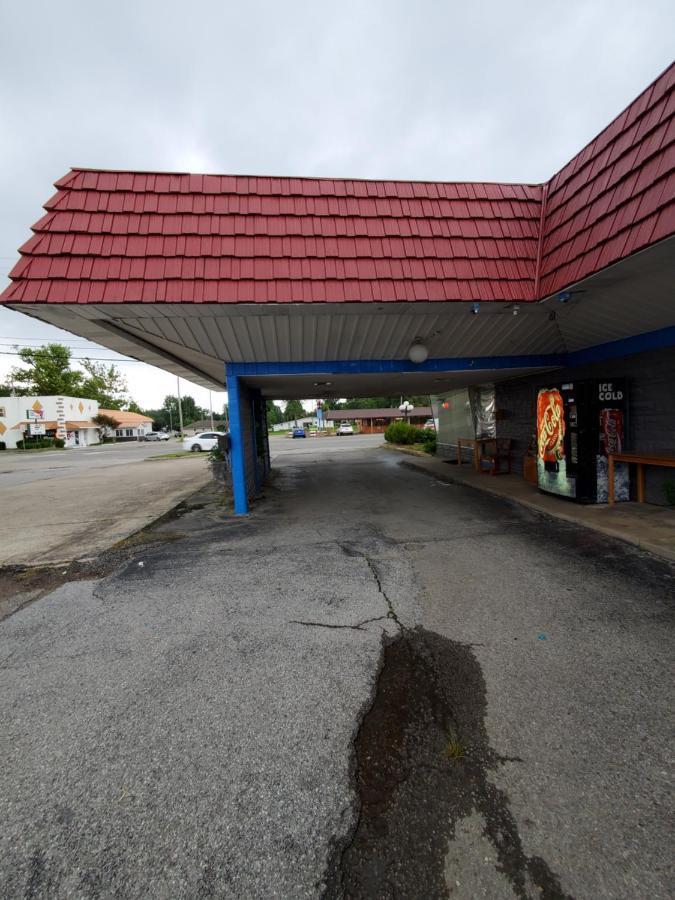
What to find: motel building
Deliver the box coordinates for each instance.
[1,64,673,514]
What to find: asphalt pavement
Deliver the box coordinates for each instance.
[0,437,672,898]
[0,440,211,565]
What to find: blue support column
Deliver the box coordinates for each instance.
[225,369,249,516]
[250,394,261,493]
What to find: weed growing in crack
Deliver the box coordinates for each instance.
[444,729,464,761]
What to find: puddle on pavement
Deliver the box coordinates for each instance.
[323,628,573,900]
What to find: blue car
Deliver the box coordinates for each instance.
[292,427,306,438]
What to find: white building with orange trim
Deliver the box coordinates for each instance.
[0,395,100,449]
[98,408,153,440]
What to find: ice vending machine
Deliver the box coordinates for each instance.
[536,379,628,503]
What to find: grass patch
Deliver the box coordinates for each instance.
[114,529,185,549]
[145,451,195,460]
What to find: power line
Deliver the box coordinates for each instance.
[0,349,149,363]
[0,340,104,348]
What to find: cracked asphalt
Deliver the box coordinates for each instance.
[0,437,673,898]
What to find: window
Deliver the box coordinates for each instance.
[0,406,5,417]
[116,429,124,437]
[125,428,134,437]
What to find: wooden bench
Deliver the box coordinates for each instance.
[608,452,675,505]
[478,438,513,475]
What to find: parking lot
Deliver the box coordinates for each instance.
[0,437,672,898]
[0,441,211,566]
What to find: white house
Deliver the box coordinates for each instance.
[98,408,153,440]
[0,395,100,449]
[271,416,319,432]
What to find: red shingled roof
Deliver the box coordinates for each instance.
[2,64,673,307]
[3,175,541,304]
[540,62,675,295]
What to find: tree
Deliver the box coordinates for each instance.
[11,344,83,396]
[92,412,121,441]
[266,400,283,426]
[340,395,431,410]
[79,359,130,409]
[127,399,143,414]
[159,394,205,428]
[283,399,306,423]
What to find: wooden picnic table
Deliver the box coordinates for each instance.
[456,438,480,471]
[608,452,675,505]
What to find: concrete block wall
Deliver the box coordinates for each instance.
[236,382,271,502]
[237,381,258,501]
[495,346,675,505]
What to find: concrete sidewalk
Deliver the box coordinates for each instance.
[388,446,675,562]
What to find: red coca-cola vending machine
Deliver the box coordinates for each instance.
[536,379,628,503]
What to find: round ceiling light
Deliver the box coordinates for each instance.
[408,341,428,364]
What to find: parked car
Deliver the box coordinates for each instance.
[336,424,355,435]
[141,432,161,441]
[292,427,306,438]
[184,431,225,452]
[423,419,437,431]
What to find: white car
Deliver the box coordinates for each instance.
[142,431,171,441]
[336,424,355,435]
[184,431,225,452]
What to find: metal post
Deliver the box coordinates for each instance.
[226,370,249,515]
[176,377,184,435]
[209,391,214,431]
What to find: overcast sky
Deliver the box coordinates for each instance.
[0,0,672,408]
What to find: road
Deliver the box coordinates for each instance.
[0,438,672,898]
[0,439,186,487]
[0,441,211,565]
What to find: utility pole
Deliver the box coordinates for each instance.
[209,391,214,430]
[176,376,184,435]
[168,406,173,433]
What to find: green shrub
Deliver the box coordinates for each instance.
[0,441,5,451]
[384,421,423,444]
[54,438,65,448]
[422,433,437,454]
[16,437,58,450]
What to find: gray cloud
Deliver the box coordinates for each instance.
[0,0,672,405]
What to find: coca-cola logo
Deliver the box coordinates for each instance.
[537,389,566,462]
[599,409,623,456]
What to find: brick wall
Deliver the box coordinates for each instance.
[495,347,675,504]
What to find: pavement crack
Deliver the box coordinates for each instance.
[289,616,388,632]
[363,554,404,629]
[337,541,405,630]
